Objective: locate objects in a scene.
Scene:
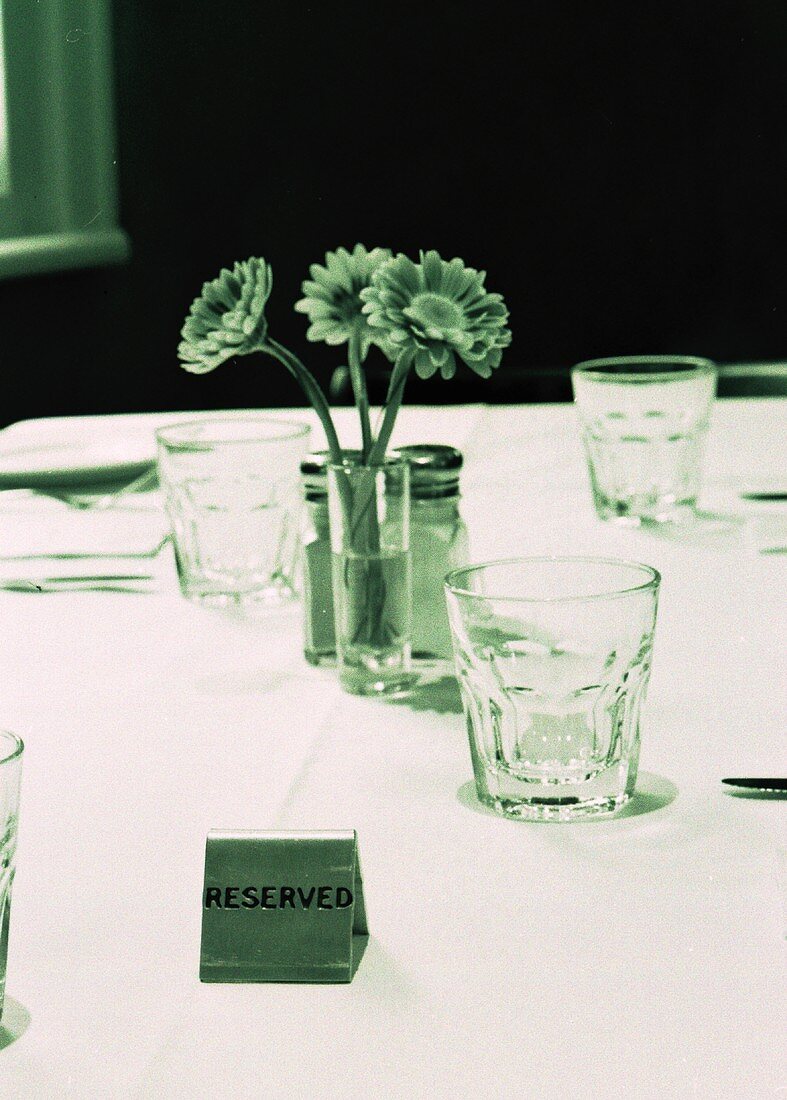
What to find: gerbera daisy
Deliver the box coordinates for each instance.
[295,244,394,358]
[360,250,511,380]
[178,258,272,374]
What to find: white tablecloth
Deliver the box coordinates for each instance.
[0,401,785,1099]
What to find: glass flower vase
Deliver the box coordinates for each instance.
[327,456,414,695]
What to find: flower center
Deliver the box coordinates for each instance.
[331,285,366,323]
[407,293,463,331]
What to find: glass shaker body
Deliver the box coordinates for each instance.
[301,458,335,666]
[395,446,469,662]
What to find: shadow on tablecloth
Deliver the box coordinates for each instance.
[0,997,31,1050]
[383,674,463,715]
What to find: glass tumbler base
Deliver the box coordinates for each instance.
[594,494,697,526]
[481,790,632,822]
[181,580,298,612]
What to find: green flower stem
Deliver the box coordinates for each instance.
[341,350,412,554]
[263,338,356,539]
[263,338,343,465]
[337,466,388,650]
[367,352,412,467]
[345,350,412,570]
[339,351,410,653]
[347,332,372,463]
[348,467,381,553]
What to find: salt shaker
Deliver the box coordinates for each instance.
[300,453,335,666]
[395,445,469,661]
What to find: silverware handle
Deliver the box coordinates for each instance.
[722,777,787,791]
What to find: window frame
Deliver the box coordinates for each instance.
[0,0,129,279]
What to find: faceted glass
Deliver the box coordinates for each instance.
[572,356,717,524]
[445,558,660,821]
[156,418,311,609]
[0,731,23,1020]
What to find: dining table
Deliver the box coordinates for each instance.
[0,397,784,1099]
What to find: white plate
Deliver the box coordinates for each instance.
[0,409,327,491]
[0,432,156,488]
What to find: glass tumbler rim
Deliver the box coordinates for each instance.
[155,416,312,451]
[571,355,716,383]
[0,729,24,767]
[444,555,660,604]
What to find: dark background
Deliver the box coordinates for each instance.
[2,0,786,424]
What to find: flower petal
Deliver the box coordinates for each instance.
[439,351,457,380]
[420,250,444,292]
[414,348,439,379]
[428,342,449,365]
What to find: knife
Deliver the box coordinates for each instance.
[722,777,787,793]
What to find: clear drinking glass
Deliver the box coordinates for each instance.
[571,356,717,524]
[445,558,660,821]
[156,418,311,609]
[327,456,414,695]
[0,731,23,1020]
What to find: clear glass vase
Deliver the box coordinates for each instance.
[327,456,414,695]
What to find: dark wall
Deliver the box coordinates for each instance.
[2,0,786,424]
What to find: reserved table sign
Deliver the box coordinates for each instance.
[199,830,368,983]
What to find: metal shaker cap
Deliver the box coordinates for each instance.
[301,446,464,500]
[300,450,365,501]
[394,445,463,499]
[300,451,330,501]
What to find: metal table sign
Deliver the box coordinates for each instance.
[199,830,368,983]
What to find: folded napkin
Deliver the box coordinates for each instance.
[0,509,170,582]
